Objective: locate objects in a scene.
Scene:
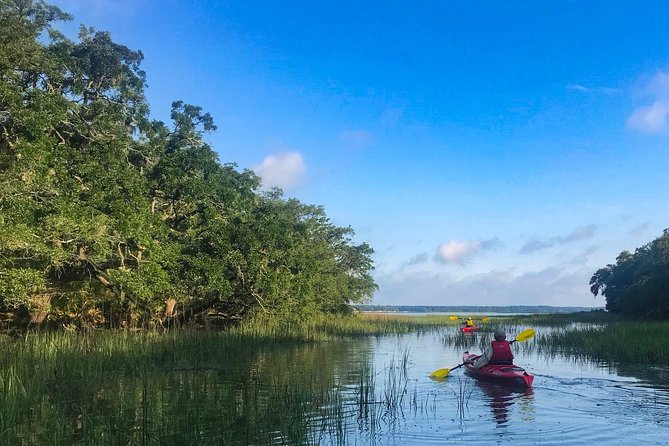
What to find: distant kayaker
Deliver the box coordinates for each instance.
[464,318,474,327]
[464,329,513,368]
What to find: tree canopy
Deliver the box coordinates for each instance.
[0,0,377,329]
[590,229,669,318]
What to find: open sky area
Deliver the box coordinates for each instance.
[52,0,669,307]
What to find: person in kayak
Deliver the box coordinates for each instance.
[463,317,474,327]
[464,329,513,368]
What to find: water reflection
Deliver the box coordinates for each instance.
[474,381,534,426]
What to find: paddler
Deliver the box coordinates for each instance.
[464,329,514,368]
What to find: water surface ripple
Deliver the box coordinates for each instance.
[322,330,669,445]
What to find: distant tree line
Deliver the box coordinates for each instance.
[590,229,669,318]
[0,1,377,329]
[356,305,601,314]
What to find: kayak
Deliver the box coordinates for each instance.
[462,352,534,388]
[460,326,479,333]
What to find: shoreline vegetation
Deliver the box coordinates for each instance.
[2,312,668,444]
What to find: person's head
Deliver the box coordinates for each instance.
[494,329,506,342]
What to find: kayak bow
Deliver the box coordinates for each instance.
[463,352,534,388]
[460,326,479,333]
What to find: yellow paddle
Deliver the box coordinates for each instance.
[430,328,536,379]
[449,316,458,321]
[482,317,490,322]
[510,327,535,344]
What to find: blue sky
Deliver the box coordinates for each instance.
[53,0,669,307]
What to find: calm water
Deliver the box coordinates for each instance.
[8,328,668,445]
[361,331,669,445]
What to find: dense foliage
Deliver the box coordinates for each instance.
[590,229,669,317]
[0,0,376,329]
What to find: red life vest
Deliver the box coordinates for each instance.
[490,340,513,362]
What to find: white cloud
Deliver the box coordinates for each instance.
[253,152,306,191]
[341,130,374,147]
[373,267,602,307]
[628,69,669,134]
[627,101,669,134]
[434,238,502,265]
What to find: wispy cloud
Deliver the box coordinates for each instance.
[253,152,306,191]
[628,222,650,237]
[373,267,600,307]
[381,107,403,126]
[520,225,597,254]
[341,130,374,147]
[404,252,428,267]
[566,84,619,94]
[571,245,599,266]
[627,69,669,134]
[434,237,502,265]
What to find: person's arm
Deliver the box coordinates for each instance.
[472,346,492,368]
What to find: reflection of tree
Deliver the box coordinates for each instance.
[475,381,534,426]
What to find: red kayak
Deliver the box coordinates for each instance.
[460,326,479,333]
[463,352,534,388]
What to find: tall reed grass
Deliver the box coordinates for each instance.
[534,321,669,364]
[0,315,458,445]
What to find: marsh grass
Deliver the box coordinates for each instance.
[534,321,669,364]
[441,313,669,365]
[0,315,459,445]
[0,330,353,445]
[496,311,618,326]
[230,313,457,343]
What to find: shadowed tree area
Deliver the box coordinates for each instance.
[0,0,377,330]
[590,229,669,318]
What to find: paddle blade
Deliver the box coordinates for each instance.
[430,368,450,379]
[515,328,536,342]
[449,316,458,321]
[482,317,490,322]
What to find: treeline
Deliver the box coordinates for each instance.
[356,305,601,314]
[590,229,669,318]
[0,1,376,329]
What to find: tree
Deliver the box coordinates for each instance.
[0,0,377,329]
[590,230,669,318]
